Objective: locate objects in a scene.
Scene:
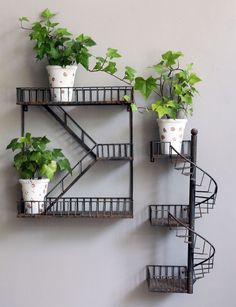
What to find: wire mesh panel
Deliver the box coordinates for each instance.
[149,205,189,226]
[147,265,187,293]
[17,197,133,218]
[16,87,133,105]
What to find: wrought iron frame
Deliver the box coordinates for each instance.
[147,129,218,294]
[17,86,134,218]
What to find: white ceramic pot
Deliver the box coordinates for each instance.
[46,65,78,102]
[157,119,187,155]
[19,179,49,214]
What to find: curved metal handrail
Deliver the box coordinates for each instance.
[170,145,218,212]
[168,143,217,280]
[168,213,215,271]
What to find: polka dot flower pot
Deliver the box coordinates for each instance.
[46,65,78,102]
[19,179,49,214]
[157,119,187,155]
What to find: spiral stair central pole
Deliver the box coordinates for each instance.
[187,128,198,293]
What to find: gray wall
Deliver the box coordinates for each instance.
[0,0,233,306]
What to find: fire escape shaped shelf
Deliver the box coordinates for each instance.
[16,86,134,218]
[147,129,218,294]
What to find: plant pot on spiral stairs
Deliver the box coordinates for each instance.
[157,118,187,154]
[146,50,202,155]
[6,133,71,214]
[19,8,96,102]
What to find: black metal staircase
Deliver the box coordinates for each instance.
[147,129,218,293]
[17,86,134,218]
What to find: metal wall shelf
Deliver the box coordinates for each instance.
[17,86,133,106]
[149,204,189,227]
[150,140,191,162]
[18,197,133,218]
[17,86,134,218]
[147,265,188,293]
[147,130,218,294]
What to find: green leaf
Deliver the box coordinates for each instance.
[180,94,193,104]
[76,34,96,47]
[41,8,56,19]
[14,153,27,170]
[19,132,31,144]
[77,48,91,70]
[29,151,42,162]
[6,138,22,151]
[162,50,184,66]
[186,63,193,71]
[124,66,136,82]
[103,61,117,74]
[40,161,57,181]
[48,45,60,59]
[96,56,106,63]
[130,104,138,112]
[167,108,177,119]
[134,76,157,99]
[152,104,169,118]
[57,158,71,172]
[153,62,169,75]
[55,28,72,36]
[93,61,102,70]
[19,16,29,22]
[123,95,131,102]
[52,149,64,159]
[106,48,121,59]
[189,73,201,85]
[32,136,50,151]
[21,168,34,179]
[174,84,183,95]
[151,99,178,119]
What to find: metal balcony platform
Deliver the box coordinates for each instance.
[17,197,133,218]
[147,265,188,293]
[16,86,133,106]
[149,205,189,227]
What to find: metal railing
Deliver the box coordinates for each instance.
[147,265,187,293]
[96,143,132,160]
[16,86,133,105]
[18,197,133,218]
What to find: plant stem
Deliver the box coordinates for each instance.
[20,21,32,31]
[88,68,131,86]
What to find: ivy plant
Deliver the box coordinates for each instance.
[90,50,201,117]
[150,51,201,118]
[6,132,71,180]
[19,8,96,68]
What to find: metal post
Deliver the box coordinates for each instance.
[21,106,26,137]
[129,91,134,217]
[187,128,198,293]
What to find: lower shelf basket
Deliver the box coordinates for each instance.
[17,197,133,218]
[147,265,188,293]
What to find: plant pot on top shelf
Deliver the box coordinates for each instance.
[47,65,78,102]
[6,133,71,215]
[20,8,96,103]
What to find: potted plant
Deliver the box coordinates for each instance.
[20,9,96,102]
[148,51,201,154]
[6,133,71,214]
[90,50,201,154]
